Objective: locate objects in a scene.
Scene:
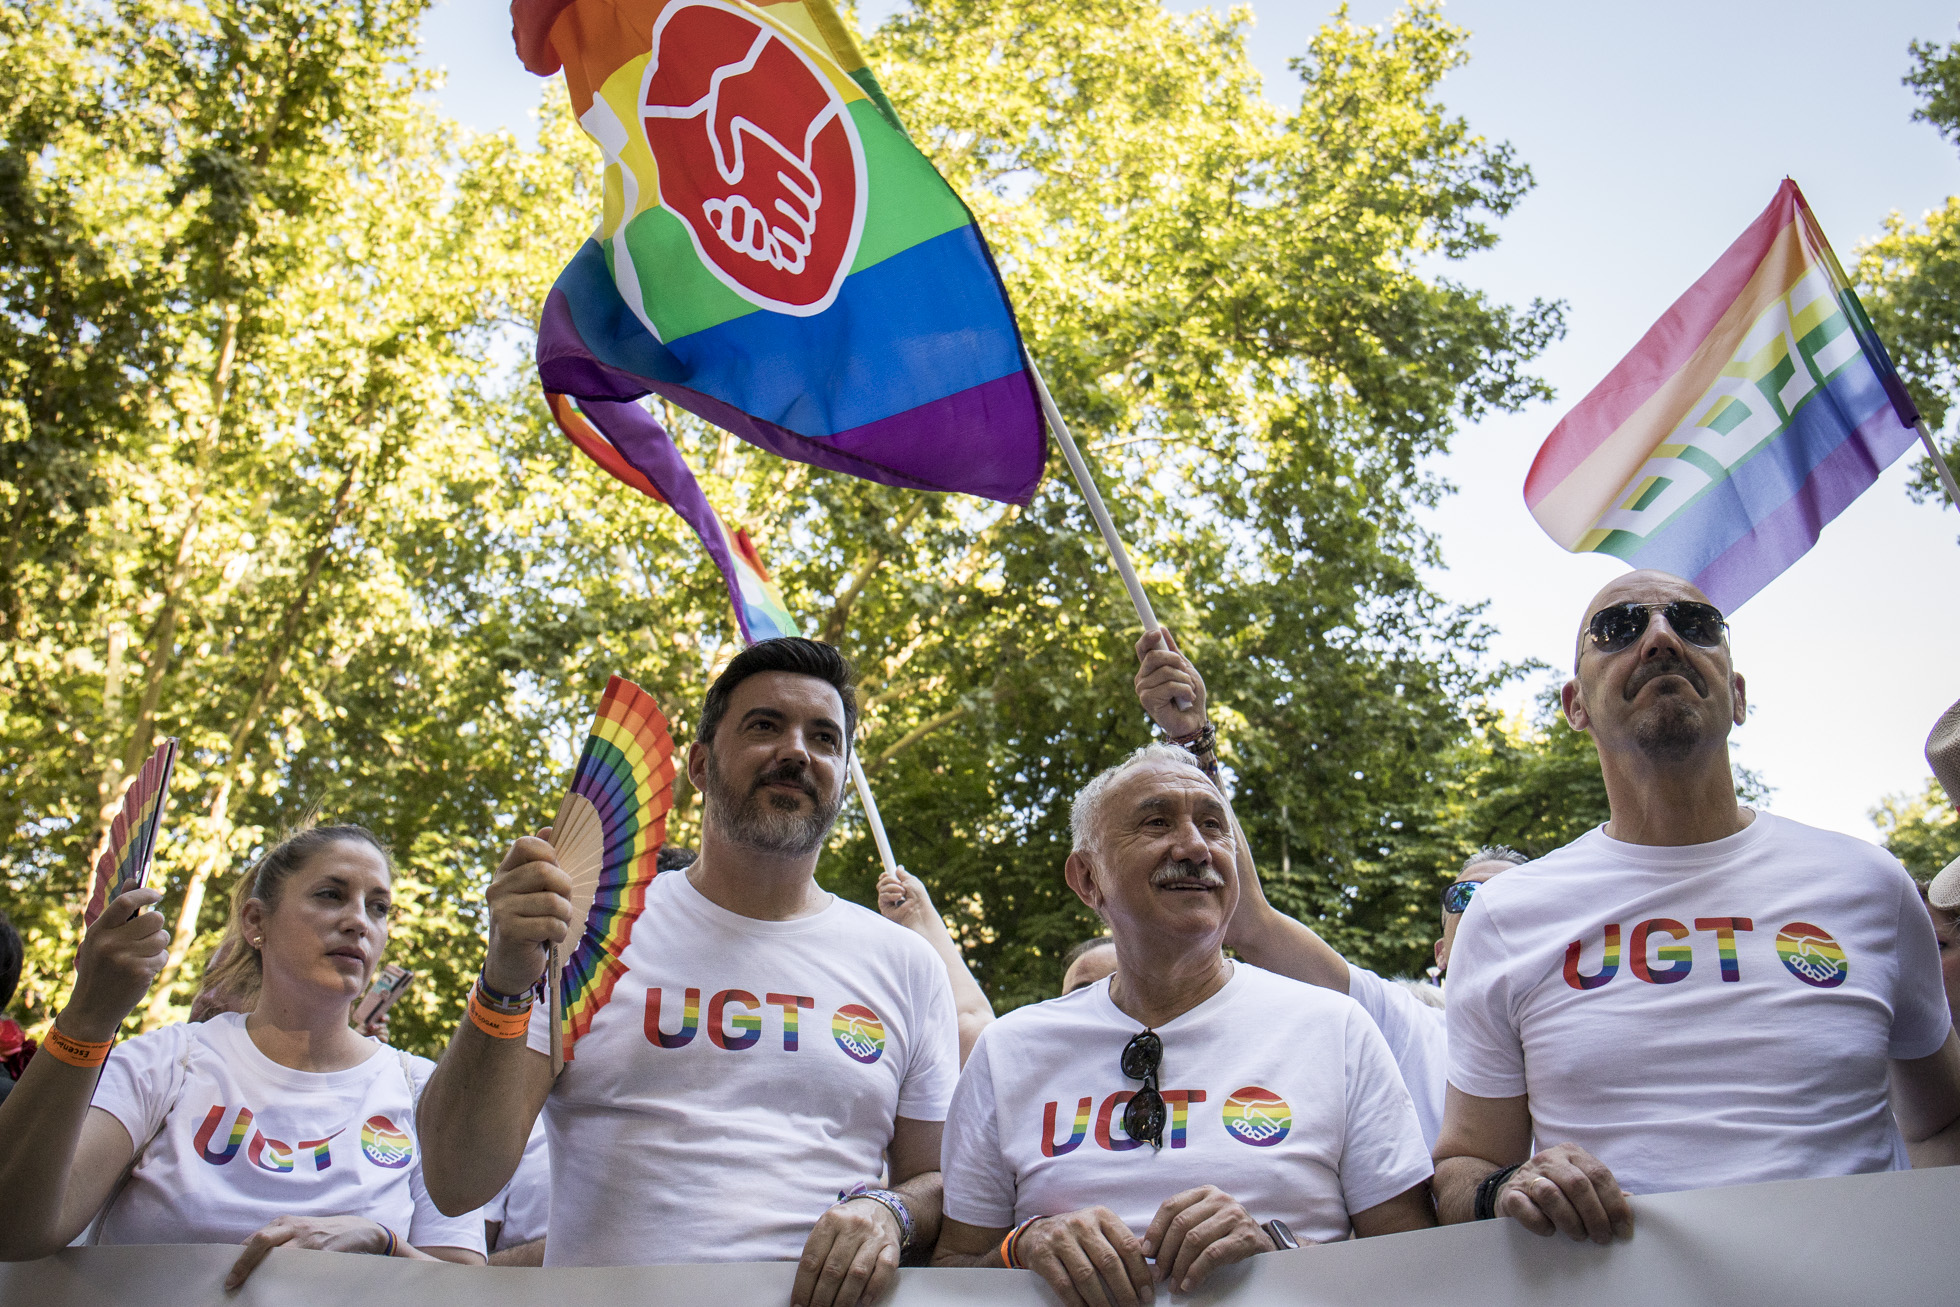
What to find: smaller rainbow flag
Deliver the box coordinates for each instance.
[1526,180,1922,610]
[549,390,799,643]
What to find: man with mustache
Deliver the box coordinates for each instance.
[1433,571,1960,1242]
[931,745,1434,1307]
[419,639,958,1307]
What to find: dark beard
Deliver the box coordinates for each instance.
[701,751,843,858]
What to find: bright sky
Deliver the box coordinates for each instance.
[418,1,1960,843]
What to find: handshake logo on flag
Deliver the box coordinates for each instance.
[642,0,868,315]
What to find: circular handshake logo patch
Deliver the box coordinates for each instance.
[640,0,869,315]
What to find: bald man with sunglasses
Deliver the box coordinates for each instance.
[1433,570,1960,1242]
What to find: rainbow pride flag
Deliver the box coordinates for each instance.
[550,390,799,642]
[1525,180,1921,609]
[512,0,1045,505]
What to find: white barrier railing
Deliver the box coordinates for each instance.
[5,1166,1957,1306]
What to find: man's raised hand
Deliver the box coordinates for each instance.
[1017,1208,1155,1307]
[62,887,169,1042]
[1494,1142,1632,1244]
[1134,629,1206,740]
[1141,1186,1271,1294]
[482,833,573,998]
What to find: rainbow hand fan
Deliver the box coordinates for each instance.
[547,676,677,1073]
[84,738,179,927]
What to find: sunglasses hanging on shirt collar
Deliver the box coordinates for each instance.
[1584,601,1728,654]
[1120,1029,1166,1150]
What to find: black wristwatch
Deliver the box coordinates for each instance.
[1261,1219,1298,1251]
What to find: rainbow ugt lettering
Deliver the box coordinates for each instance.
[1563,924,1622,991]
[514,0,1045,510]
[1526,180,1922,611]
[1629,918,1692,985]
[1042,1097,1093,1158]
[1695,916,1753,983]
[194,1105,252,1165]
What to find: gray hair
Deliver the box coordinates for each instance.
[1462,845,1529,875]
[1069,743,1214,854]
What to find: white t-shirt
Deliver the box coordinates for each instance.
[486,1117,551,1249]
[1345,966,1448,1150]
[940,963,1432,1244]
[89,1013,484,1253]
[1447,812,1952,1196]
[527,868,960,1267]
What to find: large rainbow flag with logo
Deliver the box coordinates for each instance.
[1525,180,1922,610]
[512,0,1045,506]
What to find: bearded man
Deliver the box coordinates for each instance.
[1434,571,1960,1242]
[420,639,958,1307]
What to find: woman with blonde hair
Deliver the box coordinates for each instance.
[0,824,484,1285]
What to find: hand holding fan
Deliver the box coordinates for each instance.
[547,676,677,1073]
[84,738,179,927]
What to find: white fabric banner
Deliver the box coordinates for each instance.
[6,1166,1957,1306]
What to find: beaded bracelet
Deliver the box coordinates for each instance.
[42,1025,113,1068]
[467,987,533,1040]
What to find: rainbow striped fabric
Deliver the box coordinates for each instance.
[513,0,1045,505]
[559,675,676,1057]
[548,390,798,643]
[1525,180,1921,610]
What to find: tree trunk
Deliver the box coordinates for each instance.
[139,460,358,1028]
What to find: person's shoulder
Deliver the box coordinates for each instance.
[982,981,1108,1043]
[831,895,945,960]
[1752,812,1900,863]
[1235,961,1367,1017]
[101,1017,213,1084]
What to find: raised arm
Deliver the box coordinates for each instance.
[877,867,994,1064]
[416,835,563,1216]
[1133,629,1350,993]
[0,889,165,1257]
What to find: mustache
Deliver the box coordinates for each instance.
[1624,654,1708,701]
[752,760,817,799]
[1150,858,1226,888]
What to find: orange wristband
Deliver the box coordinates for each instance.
[467,989,533,1040]
[43,1025,113,1068]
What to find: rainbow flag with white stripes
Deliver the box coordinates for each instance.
[1525,180,1921,609]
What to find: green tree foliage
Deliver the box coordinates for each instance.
[1857,27,1960,508]
[1874,780,1960,881]
[2,0,1565,1048]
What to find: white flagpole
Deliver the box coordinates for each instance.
[1914,420,1960,511]
[849,751,899,877]
[1025,351,1163,634]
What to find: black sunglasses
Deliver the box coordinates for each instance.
[1442,880,1481,915]
[1585,601,1728,655]
[1120,1029,1165,1150]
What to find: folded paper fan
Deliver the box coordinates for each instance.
[84,738,179,927]
[547,676,677,1072]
